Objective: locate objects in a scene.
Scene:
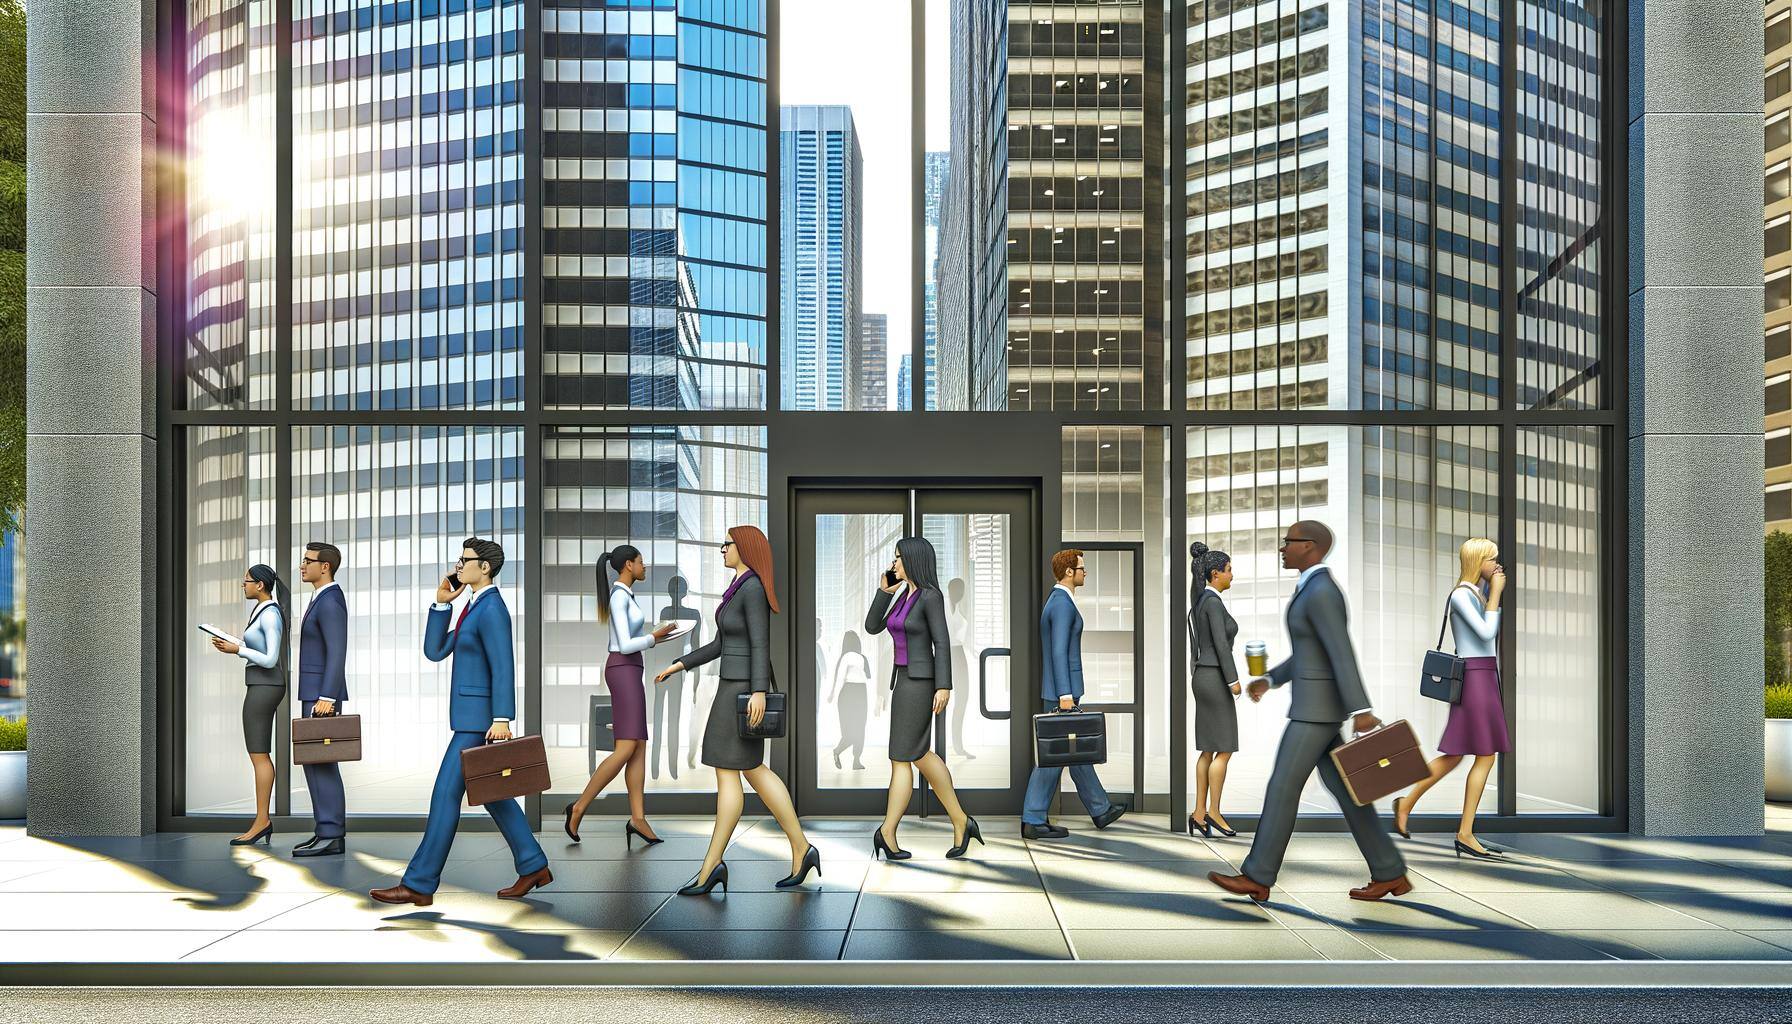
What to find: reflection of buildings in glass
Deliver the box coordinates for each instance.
[542,2,768,411]
[897,352,913,411]
[780,105,864,411]
[185,0,276,410]
[849,313,889,411]
[292,0,527,412]
[923,151,947,409]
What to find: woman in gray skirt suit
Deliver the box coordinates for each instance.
[654,525,818,895]
[208,563,287,847]
[863,537,982,861]
[1187,542,1241,838]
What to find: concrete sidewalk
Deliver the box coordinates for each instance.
[0,805,1788,975]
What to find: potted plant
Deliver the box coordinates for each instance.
[0,716,21,820]
[1770,687,1792,804]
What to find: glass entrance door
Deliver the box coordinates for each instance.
[793,487,1035,815]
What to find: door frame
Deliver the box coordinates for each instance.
[790,483,1038,816]
[1051,540,1146,817]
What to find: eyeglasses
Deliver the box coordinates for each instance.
[717,540,735,552]
[454,557,483,568]
[1279,537,1315,549]
[299,556,325,566]
[1073,565,1087,574]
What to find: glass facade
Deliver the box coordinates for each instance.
[171,0,1620,828]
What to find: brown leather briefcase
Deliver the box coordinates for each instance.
[460,735,551,806]
[1328,719,1428,806]
[291,713,362,765]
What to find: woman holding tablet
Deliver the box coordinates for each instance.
[206,564,287,847]
[564,544,678,845]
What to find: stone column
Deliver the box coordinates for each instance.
[24,2,159,835]
[1628,0,1766,835]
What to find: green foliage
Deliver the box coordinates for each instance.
[1767,533,1792,687]
[0,716,21,752]
[1770,685,1792,721]
[0,0,19,166]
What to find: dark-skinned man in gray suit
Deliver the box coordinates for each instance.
[1208,520,1412,903]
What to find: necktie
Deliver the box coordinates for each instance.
[455,599,472,632]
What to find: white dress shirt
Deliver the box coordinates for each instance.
[237,600,284,672]
[1448,583,1500,658]
[607,582,656,655]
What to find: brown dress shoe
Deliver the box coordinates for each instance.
[1349,875,1414,901]
[1207,870,1271,903]
[368,884,433,907]
[497,866,554,899]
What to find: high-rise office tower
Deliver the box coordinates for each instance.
[850,313,889,411]
[923,152,947,409]
[1771,1,1792,531]
[897,352,913,411]
[940,1,1163,411]
[780,105,864,411]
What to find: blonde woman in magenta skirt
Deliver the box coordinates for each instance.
[1393,538,1512,859]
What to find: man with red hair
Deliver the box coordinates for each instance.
[1019,549,1128,839]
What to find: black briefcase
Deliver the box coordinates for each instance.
[1033,708,1106,767]
[736,689,787,739]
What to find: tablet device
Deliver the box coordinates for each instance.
[655,621,694,642]
[198,623,243,647]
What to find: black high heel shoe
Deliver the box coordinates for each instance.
[678,861,728,895]
[230,823,273,847]
[946,817,984,859]
[1454,839,1498,860]
[1187,813,1212,838]
[1209,816,1237,838]
[625,820,664,848]
[777,845,822,888]
[1391,796,1412,840]
[872,826,912,861]
[562,802,581,843]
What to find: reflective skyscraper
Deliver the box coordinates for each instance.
[780,104,864,411]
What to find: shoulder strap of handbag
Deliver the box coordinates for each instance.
[1188,588,1210,661]
[1437,582,1477,652]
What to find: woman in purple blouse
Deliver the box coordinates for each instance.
[863,536,983,861]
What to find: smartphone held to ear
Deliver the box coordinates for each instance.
[883,569,899,588]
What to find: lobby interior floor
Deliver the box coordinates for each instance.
[0,804,1789,967]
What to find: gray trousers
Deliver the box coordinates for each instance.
[1241,720,1405,887]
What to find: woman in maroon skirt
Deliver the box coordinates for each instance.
[564,544,676,846]
[1393,538,1512,859]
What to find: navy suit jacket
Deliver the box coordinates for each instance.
[298,585,349,703]
[424,588,517,733]
[1038,587,1085,703]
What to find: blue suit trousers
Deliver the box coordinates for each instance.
[401,731,548,895]
[1021,701,1112,825]
[302,703,346,839]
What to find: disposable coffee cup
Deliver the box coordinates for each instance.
[1245,641,1267,677]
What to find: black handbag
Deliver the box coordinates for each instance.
[1419,586,1469,704]
[1033,708,1107,767]
[736,687,787,739]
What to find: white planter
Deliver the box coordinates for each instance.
[0,750,22,820]
[1770,720,1792,804]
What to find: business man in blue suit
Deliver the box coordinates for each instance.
[1019,549,1129,840]
[371,538,551,907]
[294,541,348,857]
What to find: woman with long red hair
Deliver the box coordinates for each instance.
[654,524,818,894]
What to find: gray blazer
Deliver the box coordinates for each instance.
[681,574,774,692]
[1189,589,1239,686]
[864,586,953,689]
[1264,568,1371,724]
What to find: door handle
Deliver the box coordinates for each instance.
[978,647,1011,721]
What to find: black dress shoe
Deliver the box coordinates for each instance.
[294,837,345,858]
[231,824,273,847]
[293,834,323,851]
[1093,803,1129,830]
[1021,822,1069,840]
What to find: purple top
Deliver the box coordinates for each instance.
[887,587,921,666]
[716,569,755,623]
